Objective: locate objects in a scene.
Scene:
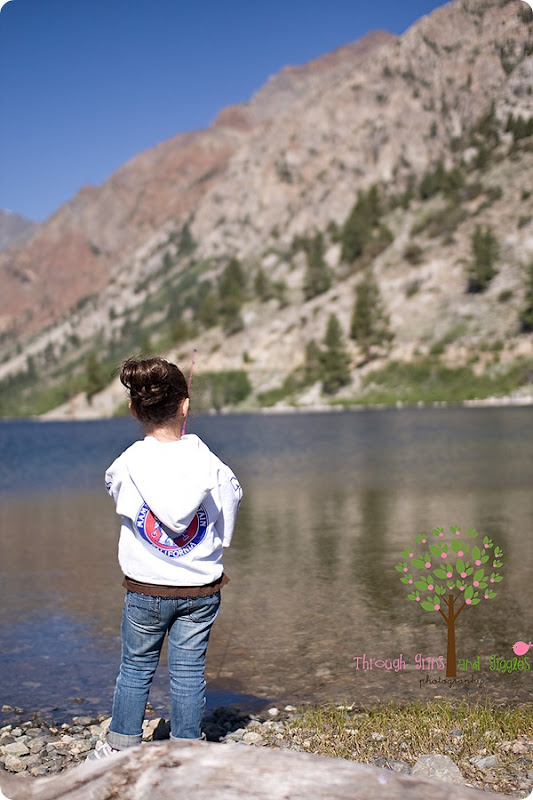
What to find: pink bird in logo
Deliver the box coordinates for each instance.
[512,640,532,656]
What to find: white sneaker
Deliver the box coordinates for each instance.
[86,742,119,761]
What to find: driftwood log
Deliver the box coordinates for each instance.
[0,740,517,800]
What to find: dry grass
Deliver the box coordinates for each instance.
[261,700,533,795]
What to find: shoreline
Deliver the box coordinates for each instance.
[1,700,532,796]
[0,701,533,798]
[27,391,533,423]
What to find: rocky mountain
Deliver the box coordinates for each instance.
[0,210,39,253]
[0,0,532,418]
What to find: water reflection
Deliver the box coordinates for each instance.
[0,408,532,718]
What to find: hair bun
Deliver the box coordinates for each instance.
[120,357,188,426]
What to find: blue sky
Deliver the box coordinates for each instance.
[0,0,447,222]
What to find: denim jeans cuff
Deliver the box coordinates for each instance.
[170,731,206,741]
[107,730,143,749]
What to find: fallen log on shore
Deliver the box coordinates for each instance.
[0,739,517,800]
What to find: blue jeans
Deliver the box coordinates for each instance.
[107,590,221,749]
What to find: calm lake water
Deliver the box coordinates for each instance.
[0,407,532,722]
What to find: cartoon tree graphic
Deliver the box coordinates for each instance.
[396,525,503,677]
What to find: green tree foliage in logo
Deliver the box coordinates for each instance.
[396,525,503,677]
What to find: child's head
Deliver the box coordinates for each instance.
[120,357,189,429]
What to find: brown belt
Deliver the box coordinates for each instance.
[122,572,229,598]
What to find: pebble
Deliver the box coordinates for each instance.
[471,754,500,769]
[411,754,465,785]
[374,756,411,774]
[241,731,265,746]
[3,741,30,758]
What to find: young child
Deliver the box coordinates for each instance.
[88,357,242,759]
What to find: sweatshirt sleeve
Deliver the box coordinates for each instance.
[215,463,243,547]
[105,453,127,504]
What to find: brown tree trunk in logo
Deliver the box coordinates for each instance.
[446,594,457,677]
[440,593,467,677]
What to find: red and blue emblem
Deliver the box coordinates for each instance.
[135,503,208,558]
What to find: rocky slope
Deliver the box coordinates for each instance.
[0,0,532,417]
[0,210,39,253]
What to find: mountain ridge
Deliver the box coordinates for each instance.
[1,0,532,418]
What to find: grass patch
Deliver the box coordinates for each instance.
[273,700,532,774]
[352,357,533,407]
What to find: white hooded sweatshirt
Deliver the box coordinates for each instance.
[105,433,242,586]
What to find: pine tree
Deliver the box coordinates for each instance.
[254,267,277,301]
[467,225,498,293]
[85,351,106,401]
[519,261,533,333]
[321,314,351,395]
[177,223,196,257]
[350,271,394,359]
[304,338,323,385]
[303,233,331,300]
[218,258,246,335]
[341,186,383,264]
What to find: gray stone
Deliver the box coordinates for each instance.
[386,759,412,774]
[68,740,92,755]
[1,740,30,757]
[28,737,46,754]
[224,727,247,742]
[242,731,265,746]
[24,728,45,737]
[30,766,49,777]
[22,754,43,769]
[3,754,28,773]
[374,757,411,774]
[471,755,500,769]
[411,754,465,785]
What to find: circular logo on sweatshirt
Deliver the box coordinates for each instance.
[135,503,208,558]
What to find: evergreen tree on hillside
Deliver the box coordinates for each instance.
[304,338,323,385]
[341,185,392,267]
[350,271,394,360]
[467,225,498,293]
[194,280,218,329]
[321,314,351,395]
[519,261,533,333]
[218,257,246,335]
[85,351,106,401]
[177,222,196,257]
[303,232,331,300]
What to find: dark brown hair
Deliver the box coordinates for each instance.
[120,357,188,427]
